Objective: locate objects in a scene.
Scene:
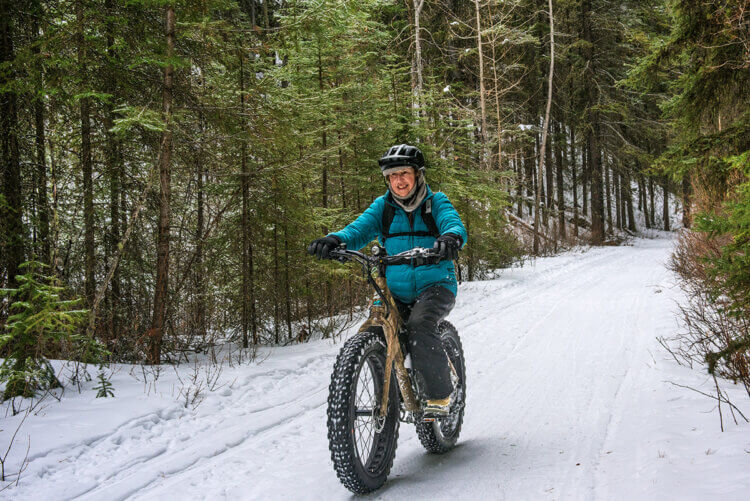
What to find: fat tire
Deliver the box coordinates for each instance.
[415,321,466,454]
[327,329,400,494]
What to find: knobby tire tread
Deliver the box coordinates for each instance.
[327,330,399,494]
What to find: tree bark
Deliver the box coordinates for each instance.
[149,5,175,365]
[32,3,50,264]
[77,0,95,306]
[516,151,524,217]
[473,0,488,170]
[411,0,425,115]
[582,0,603,243]
[662,177,670,231]
[490,12,503,173]
[605,161,612,234]
[239,48,253,348]
[317,43,328,231]
[588,128,604,243]
[555,121,565,239]
[649,176,655,228]
[640,172,651,228]
[582,137,589,218]
[103,0,121,338]
[570,125,579,237]
[195,123,206,342]
[534,0,554,254]
[615,169,621,229]
[1,0,23,290]
[625,169,636,231]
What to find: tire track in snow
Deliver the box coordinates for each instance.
[3,238,680,501]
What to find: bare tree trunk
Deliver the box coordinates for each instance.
[534,0,554,254]
[317,44,328,232]
[103,0,121,339]
[588,129,604,243]
[195,132,206,342]
[261,0,270,29]
[284,226,292,341]
[1,0,23,291]
[582,138,589,218]
[635,172,648,211]
[625,169,636,232]
[582,0,603,243]
[649,176,655,228]
[239,48,251,349]
[412,0,425,116]
[570,125,579,237]
[525,142,534,215]
[473,0,488,170]
[605,161,612,234]
[614,167,621,229]
[273,222,279,345]
[490,18,503,172]
[148,5,175,365]
[77,0,95,306]
[662,177,670,231]
[555,121,565,239]
[32,3,50,263]
[640,172,652,228]
[516,152,524,217]
[544,128,553,224]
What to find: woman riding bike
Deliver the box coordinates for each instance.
[308,144,467,416]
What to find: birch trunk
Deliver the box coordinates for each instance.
[473,0,488,170]
[534,0,554,254]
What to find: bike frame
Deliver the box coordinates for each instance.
[331,246,435,417]
[357,275,421,417]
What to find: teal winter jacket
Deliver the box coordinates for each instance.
[330,187,467,304]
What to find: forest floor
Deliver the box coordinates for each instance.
[2,235,750,500]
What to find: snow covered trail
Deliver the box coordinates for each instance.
[4,237,750,500]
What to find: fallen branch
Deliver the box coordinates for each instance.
[504,210,555,243]
[87,159,160,339]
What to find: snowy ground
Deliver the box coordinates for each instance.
[2,236,750,500]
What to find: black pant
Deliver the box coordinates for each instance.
[395,285,455,399]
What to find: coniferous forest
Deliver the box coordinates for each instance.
[0,0,748,398]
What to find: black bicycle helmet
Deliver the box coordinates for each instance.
[378,144,425,173]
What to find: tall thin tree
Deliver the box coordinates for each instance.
[149,4,175,364]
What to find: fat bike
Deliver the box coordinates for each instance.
[326,245,466,494]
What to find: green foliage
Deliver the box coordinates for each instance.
[694,154,750,318]
[2,0,677,359]
[0,261,105,400]
[637,0,750,379]
[94,371,115,398]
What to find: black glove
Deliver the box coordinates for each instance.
[433,233,461,261]
[307,235,342,260]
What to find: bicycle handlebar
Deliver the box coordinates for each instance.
[329,246,445,267]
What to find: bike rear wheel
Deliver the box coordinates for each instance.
[415,320,466,453]
[327,329,400,494]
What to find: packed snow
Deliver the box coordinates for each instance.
[2,236,749,500]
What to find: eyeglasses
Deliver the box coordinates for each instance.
[388,169,414,180]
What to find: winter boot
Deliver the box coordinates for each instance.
[423,396,451,417]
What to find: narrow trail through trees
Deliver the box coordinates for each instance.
[6,237,750,500]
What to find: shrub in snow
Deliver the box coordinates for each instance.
[0,261,107,400]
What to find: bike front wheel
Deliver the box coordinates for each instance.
[327,329,400,494]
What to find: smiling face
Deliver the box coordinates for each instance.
[388,167,416,197]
